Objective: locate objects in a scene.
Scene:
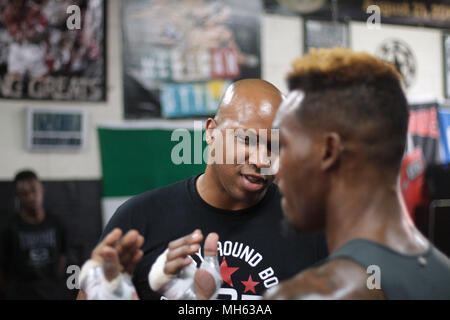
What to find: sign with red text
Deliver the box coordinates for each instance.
[408,102,440,164]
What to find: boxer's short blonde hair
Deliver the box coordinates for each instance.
[286,47,409,172]
[288,47,402,90]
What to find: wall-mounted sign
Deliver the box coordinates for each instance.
[351,22,442,98]
[408,102,440,164]
[304,19,349,53]
[27,108,87,151]
[266,1,450,29]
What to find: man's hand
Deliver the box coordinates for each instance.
[164,229,204,275]
[149,229,222,300]
[91,228,144,280]
[79,228,144,300]
[194,232,220,300]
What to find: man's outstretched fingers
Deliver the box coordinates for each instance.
[102,228,123,246]
[168,229,203,250]
[204,233,219,257]
[124,249,144,275]
[163,257,193,275]
[92,228,122,261]
[100,246,121,281]
[118,230,139,255]
[167,243,200,262]
[118,230,143,268]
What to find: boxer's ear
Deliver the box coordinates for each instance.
[205,118,217,145]
[321,132,342,171]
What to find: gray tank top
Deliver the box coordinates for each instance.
[327,238,450,300]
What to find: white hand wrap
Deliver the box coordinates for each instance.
[148,249,222,300]
[80,259,137,300]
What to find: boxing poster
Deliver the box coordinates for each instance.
[0,0,106,101]
[122,0,262,119]
[400,103,440,219]
[408,102,441,164]
[400,148,427,221]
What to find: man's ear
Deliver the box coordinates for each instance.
[205,118,217,145]
[321,132,342,171]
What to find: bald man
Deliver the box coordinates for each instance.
[78,79,327,300]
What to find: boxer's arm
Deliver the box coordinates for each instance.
[264,259,385,300]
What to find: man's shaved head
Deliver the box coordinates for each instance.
[214,79,283,129]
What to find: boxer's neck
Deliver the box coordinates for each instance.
[325,171,428,256]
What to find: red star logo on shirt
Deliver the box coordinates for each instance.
[241,275,260,294]
[220,257,239,287]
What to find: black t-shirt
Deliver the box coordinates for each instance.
[101,175,328,300]
[0,212,67,300]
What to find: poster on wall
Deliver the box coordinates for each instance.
[122,0,262,119]
[304,19,349,54]
[400,102,441,218]
[0,0,106,101]
[407,102,441,164]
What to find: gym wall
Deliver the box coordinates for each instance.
[1,0,450,268]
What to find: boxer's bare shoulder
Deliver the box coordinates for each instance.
[264,259,385,300]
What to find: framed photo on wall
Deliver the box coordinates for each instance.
[0,0,106,101]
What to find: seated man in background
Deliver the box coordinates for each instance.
[78,79,328,300]
[0,170,68,300]
[266,48,450,299]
